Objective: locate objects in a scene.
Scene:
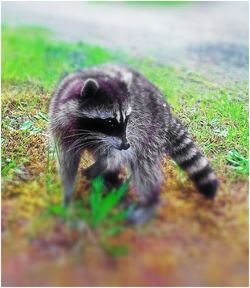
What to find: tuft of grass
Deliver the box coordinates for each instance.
[90,177,129,227]
[227,149,249,175]
[48,176,130,230]
[46,176,131,257]
[1,158,17,176]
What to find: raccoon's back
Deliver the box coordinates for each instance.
[125,69,172,155]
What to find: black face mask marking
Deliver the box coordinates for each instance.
[78,115,129,137]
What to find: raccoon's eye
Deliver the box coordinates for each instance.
[106,118,117,127]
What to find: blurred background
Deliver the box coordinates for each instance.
[2,1,249,287]
[2,1,249,82]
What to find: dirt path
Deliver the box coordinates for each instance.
[2,2,249,83]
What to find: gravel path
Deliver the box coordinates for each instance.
[2,2,248,83]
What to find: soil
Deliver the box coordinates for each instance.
[2,160,248,286]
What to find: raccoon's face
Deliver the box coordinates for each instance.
[77,78,132,151]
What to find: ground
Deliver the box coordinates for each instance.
[1,3,249,286]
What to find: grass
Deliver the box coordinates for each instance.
[48,176,129,229]
[227,149,249,175]
[1,24,248,201]
[2,158,17,176]
[130,61,248,176]
[2,26,248,180]
[2,26,114,89]
[89,177,129,227]
[1,24,248,206]
[40,177,132,258]
[1,26,248,221]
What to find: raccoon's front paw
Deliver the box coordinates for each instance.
[82,166,97,180]
[82,161,107,180]
[103,171,123,190]
[126,204,157,225]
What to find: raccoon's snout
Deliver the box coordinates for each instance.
[115,140,130,150]
[118,136,130,150]
[119,141,130,150]
[107,136,130,151]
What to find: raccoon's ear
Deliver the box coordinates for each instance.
[80,79,99,98]
[121,72,133,89]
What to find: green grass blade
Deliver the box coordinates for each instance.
[90,177,104,225]
[92,181,129,227]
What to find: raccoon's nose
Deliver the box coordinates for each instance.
[120,142,130,150]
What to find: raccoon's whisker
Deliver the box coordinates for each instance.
[76,129,105,137]
[99,141,111,156]
[74,140,104,156]
[74,129,94,132]
[67,138,102,153]
[74,144,88,156]
[63,133,90,139]
[70,142,95,156]
[66,138,86,151]
[67,137,103,145]
[72,129,103,135]
[91,141,108,156]
[66,135,102,147]
[74,138,103,148]
[69,138,102,149]
[92,147,104,157]
[63,132,100,139]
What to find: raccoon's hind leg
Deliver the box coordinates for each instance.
[167,117,219,198]
[127,161,162,225]
[59,147,81,206]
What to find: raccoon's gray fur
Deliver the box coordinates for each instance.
[49,64,218,224]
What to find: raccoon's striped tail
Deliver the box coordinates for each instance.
[168,117,219,199]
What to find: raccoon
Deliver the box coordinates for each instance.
[49,64,219,224]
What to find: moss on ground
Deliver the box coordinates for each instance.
[2,26,249,286]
